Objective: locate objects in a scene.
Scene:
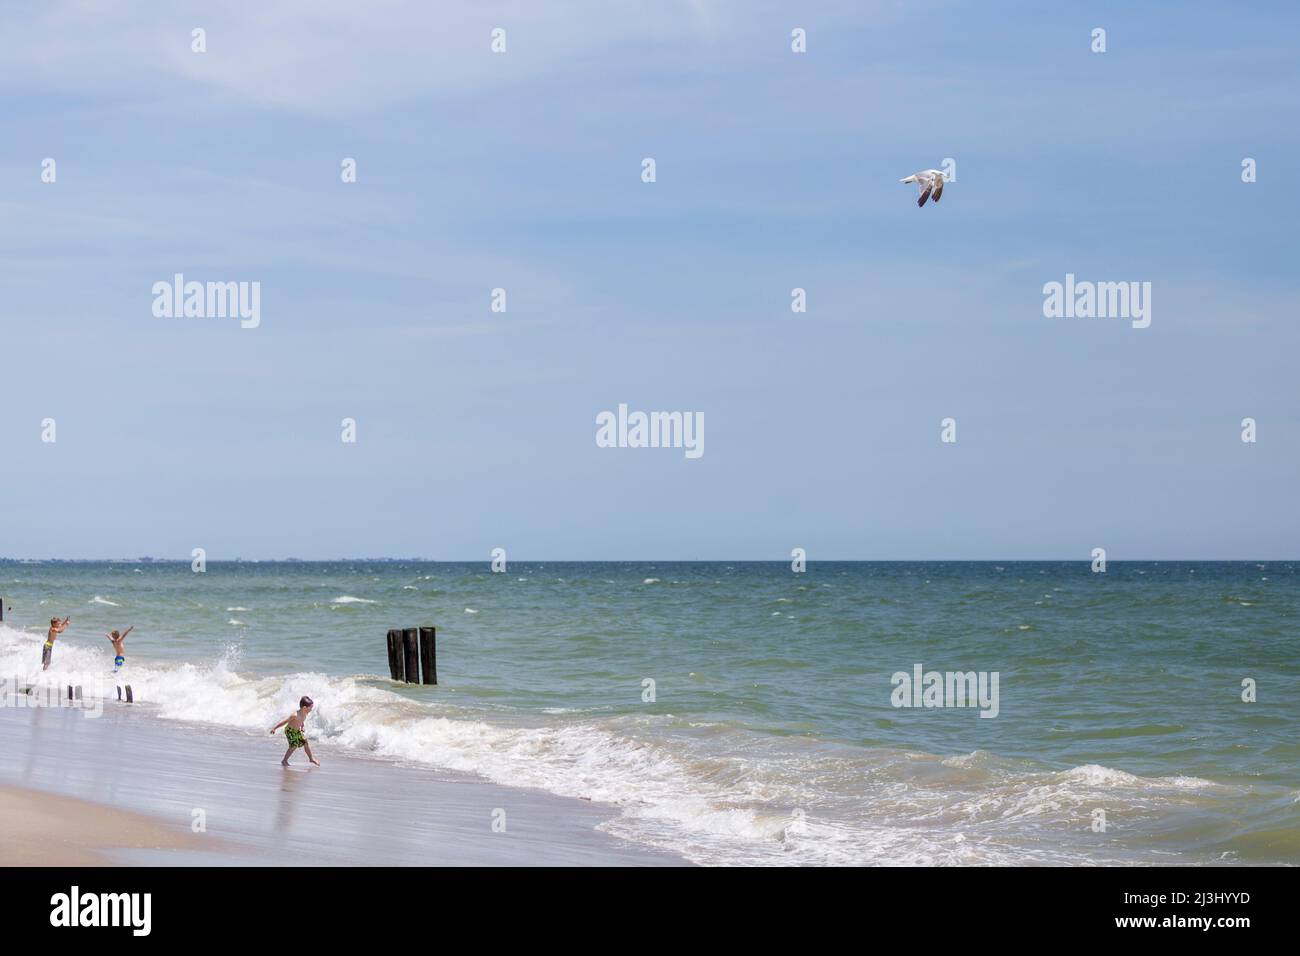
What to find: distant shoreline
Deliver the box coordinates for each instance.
[2,558,1296,565]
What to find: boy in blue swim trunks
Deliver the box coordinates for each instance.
[270,696,320,767]
[106,626,133,671]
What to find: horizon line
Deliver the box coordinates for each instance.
[0,557,1293,564]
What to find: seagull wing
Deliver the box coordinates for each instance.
[931,176,943,203]
[917,186,932,207]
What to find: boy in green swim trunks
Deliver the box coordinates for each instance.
[42,616,70,670]
[270,696,320,766]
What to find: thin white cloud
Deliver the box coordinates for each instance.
[1,0,812,113]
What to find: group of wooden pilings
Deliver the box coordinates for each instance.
[13,683,132,704]
[56,685,133,702]
[387,627,436,684]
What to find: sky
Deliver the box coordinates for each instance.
[1,0,1297,560]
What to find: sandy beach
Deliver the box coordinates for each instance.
[0,785,203,866]
[0,701,687,866]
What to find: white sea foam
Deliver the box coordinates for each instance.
[1059,764,1214,790]
[90,596,121,607]
[331,596,377,605]
[0,623,1233,867]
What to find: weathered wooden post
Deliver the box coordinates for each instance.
[419,626,437,685]
[386,628,404,681]
[402,628,419,685]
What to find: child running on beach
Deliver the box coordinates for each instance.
[42,616,70,670]
[270,696,320,767]
[106,626,134,671]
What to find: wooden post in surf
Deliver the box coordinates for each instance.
[386,629,404,681]
[402,628,420,685]
[419,626,437,685]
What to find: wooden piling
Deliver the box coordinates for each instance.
[67,685,73,701]
[125,685,133,704]
[386,629,404,681]
[402,628,419,685]
[419,626,437,685]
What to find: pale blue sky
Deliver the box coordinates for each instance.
[1,1,1297,559]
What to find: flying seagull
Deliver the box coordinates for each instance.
[900,169,946,207]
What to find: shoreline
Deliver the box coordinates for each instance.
[0,703,689,867]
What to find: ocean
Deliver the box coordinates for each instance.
[1,560,1296,865]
